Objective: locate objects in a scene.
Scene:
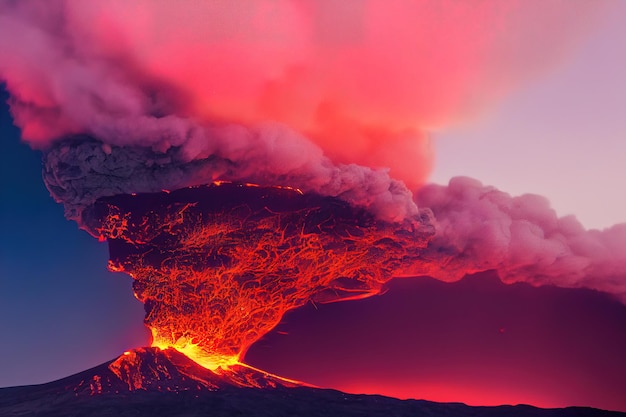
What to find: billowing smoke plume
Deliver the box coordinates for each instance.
[0,0,606,221]
[41,134,419,223]
[413,178,626,302]
[1,0,625,366]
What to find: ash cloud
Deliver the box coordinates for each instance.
[43,135,418,224]
[1,1,605,203]
[2,0,624,305]
[414,178,626,302]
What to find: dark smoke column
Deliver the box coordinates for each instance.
[79,182,434,369]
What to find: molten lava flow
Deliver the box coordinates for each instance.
[82,183,433,371]
[69,346,303,395]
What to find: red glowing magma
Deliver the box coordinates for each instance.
[82,182,433,372]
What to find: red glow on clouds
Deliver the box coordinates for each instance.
[0,0,606,189]
[88,183,432,369]
[1,1,624,412]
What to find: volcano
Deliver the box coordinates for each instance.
[1,348,624,417]
[6,182,620,416]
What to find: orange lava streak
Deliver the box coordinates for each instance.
[87,183,433,370]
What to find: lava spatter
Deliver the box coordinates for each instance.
[81,183,434,370]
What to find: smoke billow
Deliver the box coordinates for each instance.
[41,133,419,224]
[1,0,606,218]
[1,0,625,363]
[413,178,626,302]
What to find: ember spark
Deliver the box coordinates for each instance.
[83,183,434,369]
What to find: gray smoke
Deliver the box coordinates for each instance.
[43,134,420,225]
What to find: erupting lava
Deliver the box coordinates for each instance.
[82,182,434,371]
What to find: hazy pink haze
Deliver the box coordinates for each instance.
[432,1,626,230]
[0,0,607,188]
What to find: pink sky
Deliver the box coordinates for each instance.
[431,1,626,230]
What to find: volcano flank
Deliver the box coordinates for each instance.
[2,347,625,417]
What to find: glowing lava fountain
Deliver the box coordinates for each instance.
[81,183,434,371]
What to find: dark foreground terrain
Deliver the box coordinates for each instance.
[1,348,624,417]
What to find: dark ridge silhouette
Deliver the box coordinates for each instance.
[1,347,624,417]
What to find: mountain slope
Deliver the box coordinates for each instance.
[1,348,624,417]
